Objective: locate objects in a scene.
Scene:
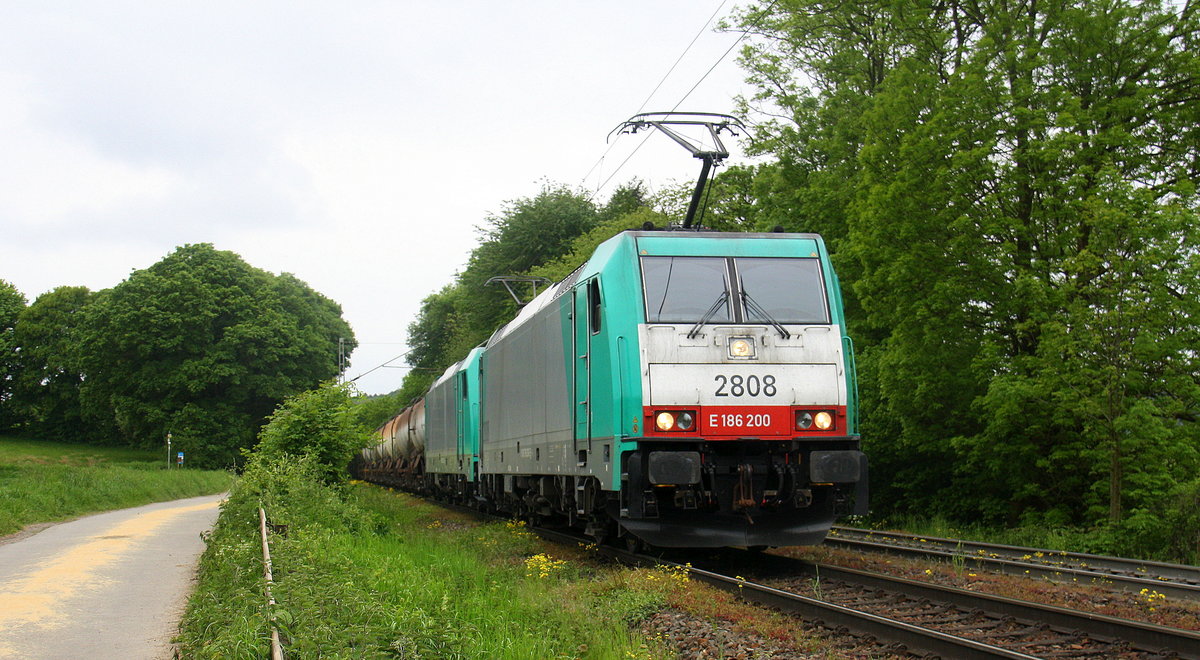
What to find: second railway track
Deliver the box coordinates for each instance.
[826,526,1200,602]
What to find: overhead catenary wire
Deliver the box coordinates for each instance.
[587,0,780,198]
[582,0,730,195]
[346,350,412,383]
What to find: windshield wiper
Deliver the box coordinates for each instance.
[741,292,791,339]
[687,291,729,339]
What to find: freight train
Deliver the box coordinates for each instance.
[354,228,866,548]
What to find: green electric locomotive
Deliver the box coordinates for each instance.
[358,228,866,548]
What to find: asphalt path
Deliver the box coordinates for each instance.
[0,493,225,659]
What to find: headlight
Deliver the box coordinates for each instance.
[814,411,834,430]
[656,412,676,431]
[796,412,813,430]
[728,337,755,359]
[796,410,836,432]
[654,410,697,432]
[676,411,695,431]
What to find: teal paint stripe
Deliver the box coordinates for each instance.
[636,234,820,257]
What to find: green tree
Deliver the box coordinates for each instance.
[405,285,465,379]
[256,381,372,484]
[0,279,27,432]
[76,244,356,468]
[404,182,605,378]
[652,165,765,232]
[10,286,91,441]
[530,207,666,284]
[452,182,600,353]
[732,0,1200,544]
[393,181,652,413]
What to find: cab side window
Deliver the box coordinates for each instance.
[588,279,602,334]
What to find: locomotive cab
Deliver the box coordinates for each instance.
[616,231,867,548]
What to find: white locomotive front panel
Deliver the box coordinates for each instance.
[639,323,849,440]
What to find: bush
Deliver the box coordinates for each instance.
[254,382,374,484]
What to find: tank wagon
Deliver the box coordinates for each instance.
[356,229,866,548]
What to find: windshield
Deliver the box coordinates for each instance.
[642,257,731,323]
[641,255,829,324]
[737,258,829,324]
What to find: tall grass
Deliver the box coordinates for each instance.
[179,455,675,659]
[0,436,233,536]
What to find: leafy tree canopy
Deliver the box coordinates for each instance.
[730,0,1200,557]
[10,286,91,441]
[0,279,28,431]
[76,244,355,468]
[384,181,653,409]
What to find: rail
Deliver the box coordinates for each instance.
[827,526,1200,601]
[719,552,1200,658]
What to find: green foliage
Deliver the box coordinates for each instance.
[9,286,91,441]
[399,182,652,395]
[731,0,1200,556]
[529,207,666,284]
[255,382,373,484]
[347,390,409,432]
[0,435,232,537]
[652,165,769,232]
[73,244,355,468]
[0,280,28,432]
[453,182,600,352]
[405,284,465,376]
[177,453,378,659]
[180,459,668,658]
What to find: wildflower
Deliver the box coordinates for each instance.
[524,553,566,579]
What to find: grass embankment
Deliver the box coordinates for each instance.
[179,455,670,658]
[0,436,234,537]
[179,456,820,659]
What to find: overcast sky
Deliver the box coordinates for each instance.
[0,1,759,395]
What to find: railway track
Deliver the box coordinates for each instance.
[522,523,1200,659]
[418,497,1200,658]
[826,526,1200,602]
[698,550,1200,659]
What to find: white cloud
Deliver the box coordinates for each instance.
[0,74,182,233]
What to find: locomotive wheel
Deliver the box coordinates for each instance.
[624,535,643,554]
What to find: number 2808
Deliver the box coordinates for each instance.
[714,374,778,397]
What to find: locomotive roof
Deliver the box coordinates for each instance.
[484,229,830,348]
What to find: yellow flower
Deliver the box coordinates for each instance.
[524,553,566,579]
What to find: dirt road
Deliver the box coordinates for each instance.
[0,493,224,659]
